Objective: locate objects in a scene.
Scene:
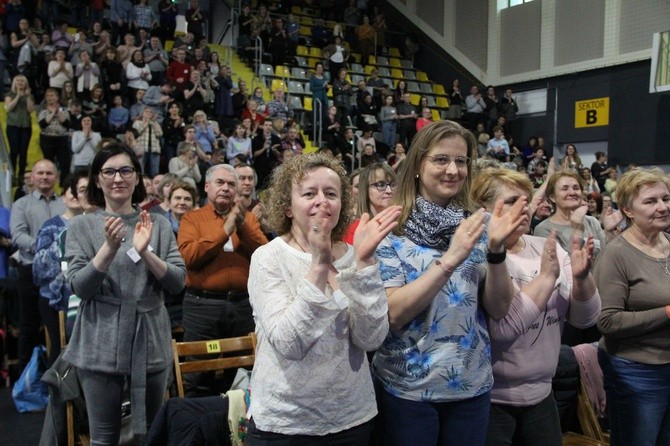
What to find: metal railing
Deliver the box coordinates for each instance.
[312,98,323,148]
[254,35,263,78]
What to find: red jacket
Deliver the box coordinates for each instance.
[166,61,192,91]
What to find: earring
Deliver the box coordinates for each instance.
[415,174,419,179]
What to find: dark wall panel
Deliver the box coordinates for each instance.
[417,0,444,35]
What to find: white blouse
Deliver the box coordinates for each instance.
[248,237,388,435]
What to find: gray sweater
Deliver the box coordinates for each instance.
[63,209,185,434]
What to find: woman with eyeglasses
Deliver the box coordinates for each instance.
[372,120,528,445]
[343,162,397,245]
[63,143,186,444]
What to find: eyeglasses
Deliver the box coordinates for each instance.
[369,181,397,192]
[425,155,471,169]
[99,166,136,179]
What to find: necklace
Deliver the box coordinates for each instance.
[290,232,310,253]
[656,255,670,276]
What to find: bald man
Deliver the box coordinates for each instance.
[10,159,65,367]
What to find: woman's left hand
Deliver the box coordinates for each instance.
[133,210,153,254]
[354,205,402,268]
[571,235,594,279]
[488,196,529,252]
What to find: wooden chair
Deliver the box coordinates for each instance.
[563,380,609,445]
[171,334,257,398]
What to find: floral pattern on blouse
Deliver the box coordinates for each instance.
[372,232,493,402]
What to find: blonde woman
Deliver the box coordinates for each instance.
[5,74,35,182]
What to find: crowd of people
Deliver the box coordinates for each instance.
[1,2,670,446]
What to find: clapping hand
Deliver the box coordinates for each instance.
[133,210,153,254]
[539,230,561,280]
[353,205,402,269]
[571,235,594,279]
[601,202,623,232]
[104,216,127,250]
[440,209,488,269]
[488,196,529,252]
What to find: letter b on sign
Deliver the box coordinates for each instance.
[586,110,597,125]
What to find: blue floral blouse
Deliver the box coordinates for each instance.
[372,232,493,402]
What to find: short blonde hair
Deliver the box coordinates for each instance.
[264,153,352,240]
[617,167,670,225]
[393,120,477,233]
[471,168,533,210]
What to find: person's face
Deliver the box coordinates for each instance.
[125,34,135,46]
[505,89,512,97]
[358,81,366,90]
[235,166,255,197]
[32,161,58,195]
[624,182,670,235]
[363,145,374,156]
[535,197,552,219]
[195,48,203,59]
[242,118,251,129]
[398,81,406,90]
[80,51,90,62]
[587,198,598,214]
[395,144,405,155]
[368,169,395,215]
[493,183,531,236]
[152,174,163,195]
[81,116,92,128]
[254,88,262,97]
[422,108,431,118]
[339,69,347,80]
[19,19,29,30]
[537,137,545,147]
[191,70,200,82]
[93,22,102,33]
[46,90,59,104]
[470,86,479,95]
[151,37,160,49]
[106,49,115,60]
[345,129,353,139]
[235,125,245,137]
[385,95,393,106]
[169,102,180,114]
[249,100,258,111]
[351,174,360,203]
[56,50,65,61]
[566,145,575,155]
[403,93,411,103]
[96,154,138,205]
[205,168,237,212]
[494,129,503,139]
[135,89,145,101]
[418,136,469,207]
[552,176,583,212]
[263,121,272,133]
[185,127,196,140]
[177,51,186,62]
[76,177,95,213]
[63,181,82,212]
[170,188,195,218]
[288,128,298,140]
[487,87,495,96]
[581,169,591,180]
[23,171,33,187]
[274,89,284,100]
[142,108,154,121]
[286,167,342,236]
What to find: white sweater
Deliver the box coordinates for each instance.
[248,237,388,435]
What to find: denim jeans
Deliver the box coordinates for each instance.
[599,348,670,446]
[485,393,562,446]
[381,121,396,148]
[379,388,491,446]
[146,152,161,178]
[7,125,32,180]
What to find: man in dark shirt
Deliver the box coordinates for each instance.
[396,92,417,148]
[591,151,615,193]
[252,119,282,190]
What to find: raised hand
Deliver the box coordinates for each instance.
[353,205,401,268]
[571,235,594,279]
[441,208,488,269]
[104,216,127,250]
[601,203,623,232]
[307,214,336,266]
[540,230,561,280]
[569,204,588,230]
[488,197,529,252]
[133,210,153,254]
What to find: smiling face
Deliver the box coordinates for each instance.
[551,175,583,212]
[205,167,237,213]
[286,167,342,237]
[418,136,468,207]
[623,182,670,236]
[367,168,395,215]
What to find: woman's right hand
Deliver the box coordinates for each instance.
[441,209,487,269]
[104,216,126,250]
